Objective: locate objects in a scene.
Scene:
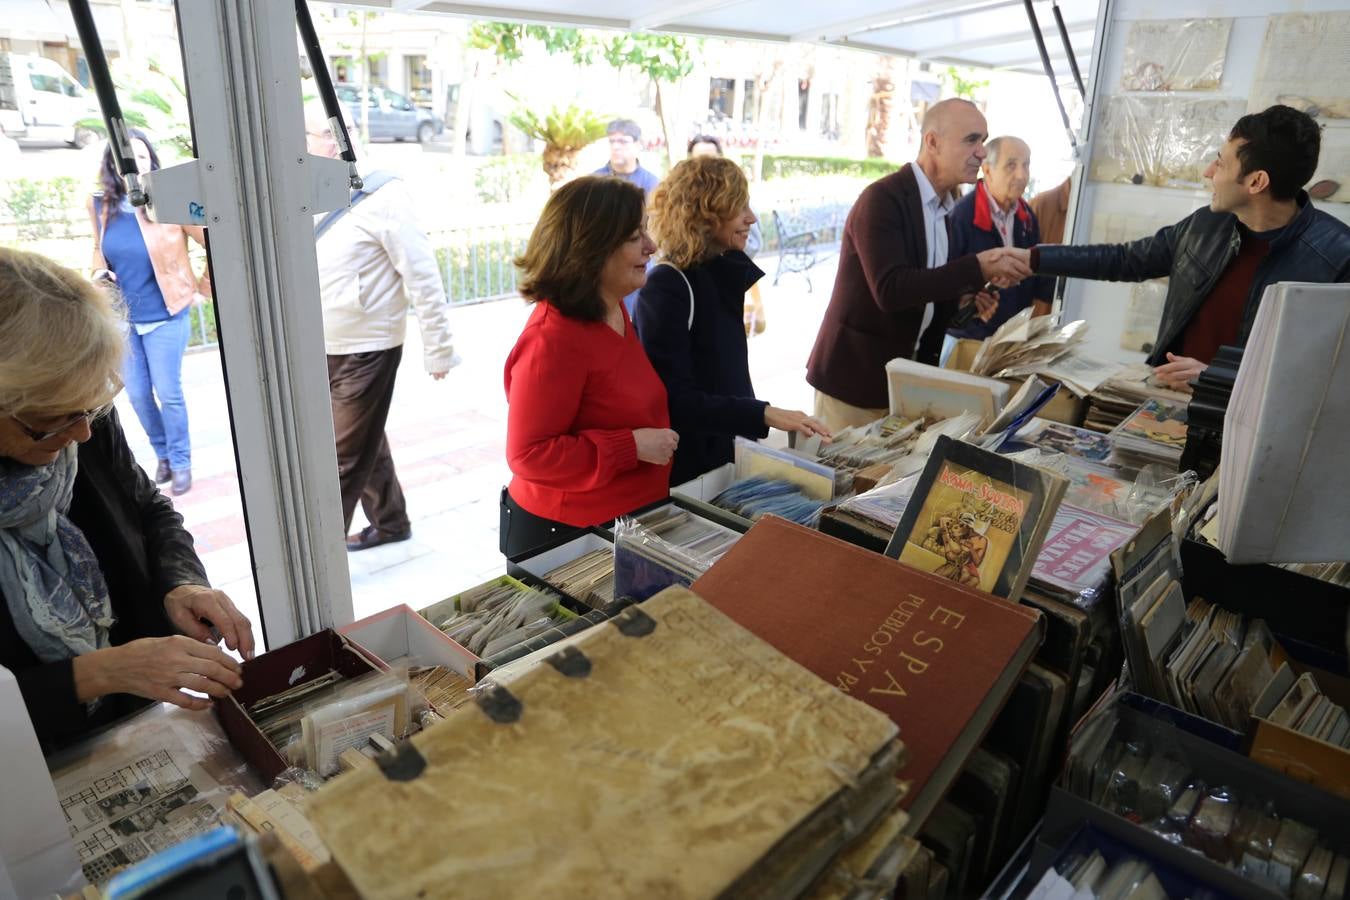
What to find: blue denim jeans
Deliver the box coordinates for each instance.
[124,312,192,471]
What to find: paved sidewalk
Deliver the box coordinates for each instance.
[118,254,838,648]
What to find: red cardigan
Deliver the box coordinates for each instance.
[504,302,672,526]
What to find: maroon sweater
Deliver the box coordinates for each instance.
[807,165,986,410]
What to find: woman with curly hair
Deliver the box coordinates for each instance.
[636,156,830,486]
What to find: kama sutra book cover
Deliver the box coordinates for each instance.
[884,435,1067,602]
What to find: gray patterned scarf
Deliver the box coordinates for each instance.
[0,444,115,663]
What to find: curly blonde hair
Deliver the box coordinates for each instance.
[648,156,750,269]
[0,248,125,416]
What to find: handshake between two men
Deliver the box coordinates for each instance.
[955,246,1206,392]
[958,246,1036,322]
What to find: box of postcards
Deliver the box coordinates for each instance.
[1245,667,1350,803]
[675,439,838,530]
[216,628,395,783]
[340,605,480,717]
[1053,693,1350,900]
[1021,822,1261,900]
[417,574,582,665]
[1179,539,1350,665]
[506,531,617,610]
[609,500,746,603]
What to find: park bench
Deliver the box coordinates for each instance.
[769,206,847,292]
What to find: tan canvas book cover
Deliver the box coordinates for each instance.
[307,588,905,900]
[693,516,1044,831]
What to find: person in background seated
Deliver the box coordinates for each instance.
[500,177,678,558]
[923,135,1055,364]
[1010,105,1350,391]
[0,248,253,750]
[805,99,1032,430]
[687,134,767,336]
[638,156,830,486]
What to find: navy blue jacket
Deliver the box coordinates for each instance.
[939,181,1054,339]
[636,251,769,486]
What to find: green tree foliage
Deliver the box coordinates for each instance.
[468,22,592,65]
[469,22,696,166]
[941,66,990,102]
[76,58,194,161]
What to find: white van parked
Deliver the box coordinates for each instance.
[0,53,101,147]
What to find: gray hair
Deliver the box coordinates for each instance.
[984,136,1029,167]
[0,248,125,416]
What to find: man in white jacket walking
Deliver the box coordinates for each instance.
[306,103,459,551]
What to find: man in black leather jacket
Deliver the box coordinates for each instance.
[1011,105,1350,390]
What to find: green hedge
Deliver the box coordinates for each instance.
[760,155,899,180]
[2,177,84,240]
[473,154,546,204]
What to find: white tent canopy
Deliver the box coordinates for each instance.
[364,0,1098,76]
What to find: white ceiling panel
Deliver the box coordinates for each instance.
[359,0,1100,74]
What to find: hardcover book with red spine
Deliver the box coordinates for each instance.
[693,516,1044,830]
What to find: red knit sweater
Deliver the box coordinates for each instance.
[504,302,671,526]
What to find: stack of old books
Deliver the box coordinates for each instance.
[694,517,1046,831]
[307,587,917,900]
[1108,398,1189,471]
[1083,363,1190,433]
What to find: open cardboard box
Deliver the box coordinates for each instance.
[1179,538,1350,800]
[215,629,383,783]
[1246,663,1350,802]
[339,604,478,680]
[671,462,736,503]
[944,337,1086,426]
[506,532,613,605]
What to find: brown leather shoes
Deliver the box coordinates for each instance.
[346,526,412,552]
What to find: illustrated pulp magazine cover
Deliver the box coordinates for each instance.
[885,435,1067,601]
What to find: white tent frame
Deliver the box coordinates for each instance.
[151,0,1108,647]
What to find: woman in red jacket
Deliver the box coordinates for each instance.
[500,177,678,558]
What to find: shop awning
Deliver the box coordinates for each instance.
[369,0,1097,77]
[0,0,123,50]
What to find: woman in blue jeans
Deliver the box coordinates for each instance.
[86,129,210,495]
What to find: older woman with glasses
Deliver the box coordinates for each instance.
[0,248,252,750]
[637,156,830,486]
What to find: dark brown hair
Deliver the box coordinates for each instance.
[515,176,645,321]
[1229,105,1321,202]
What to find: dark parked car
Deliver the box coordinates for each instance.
[335,84,443,143]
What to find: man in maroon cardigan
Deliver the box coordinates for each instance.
[806,99,1033,429]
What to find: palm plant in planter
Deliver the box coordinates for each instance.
[509,103,609,188]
